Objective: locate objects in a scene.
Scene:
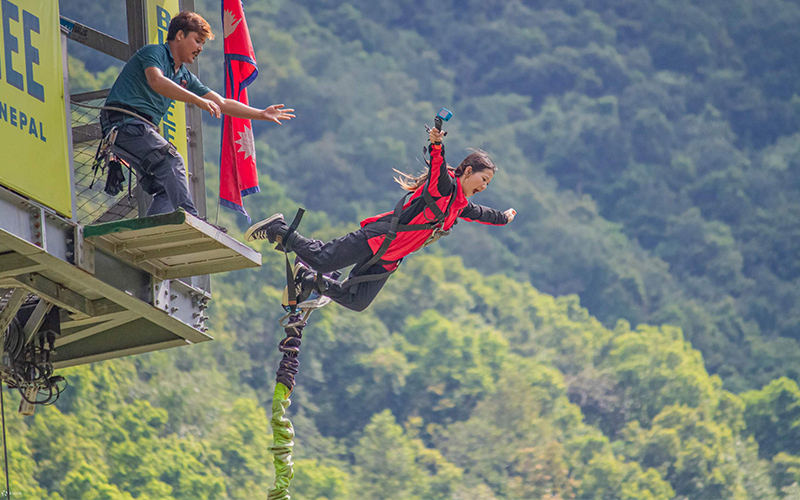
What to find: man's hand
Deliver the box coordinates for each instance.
[504,208,517,223]
[429,127,444,144]
[260,104,295,124]
[197,97,221,118]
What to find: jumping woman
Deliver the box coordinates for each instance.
[245,126,516,312]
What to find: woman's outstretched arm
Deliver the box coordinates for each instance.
[428,128,454,196]
[460,203,516,225]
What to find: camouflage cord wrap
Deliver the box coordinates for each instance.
[267,316,303,500]
[267,382,295,500]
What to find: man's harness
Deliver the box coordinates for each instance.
[90,105,173,197]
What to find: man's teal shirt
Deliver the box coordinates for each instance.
[106,43,211,126]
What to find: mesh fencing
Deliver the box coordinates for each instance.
[71,98,139,225]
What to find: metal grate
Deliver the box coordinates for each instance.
[71,97,139,225]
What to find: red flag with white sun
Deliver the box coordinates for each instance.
[220,0,258,219]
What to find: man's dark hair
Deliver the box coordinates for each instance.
[167,11,214,41]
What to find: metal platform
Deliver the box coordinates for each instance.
[0,0,254,414]
[0,187,262,370]
[84,209,261,279]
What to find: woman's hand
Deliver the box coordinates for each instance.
[429,127,445,144]
[504,208,517,223]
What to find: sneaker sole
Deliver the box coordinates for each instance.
[244,213,284,242]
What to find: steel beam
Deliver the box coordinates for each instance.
[61,300,127,330]
[11,274,92,319]
[63,32,78,223]
[0,254,47,278]
[60,17,131,61]
[53,339,189,369]
[180,0,206,218]
[56,311,138,347]
[71,89,111,103]
[0,289,27,346]
[23,300,53,346]
[126,0,147,53]
[72,123,103,145]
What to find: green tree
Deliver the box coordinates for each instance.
[353,410,464,500]
[742,378,800,459]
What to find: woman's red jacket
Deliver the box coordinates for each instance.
[360,143,508,270]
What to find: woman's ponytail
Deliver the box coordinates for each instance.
[393,168,430,192]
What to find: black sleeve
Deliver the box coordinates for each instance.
[429,143,456,197]
[459,201,509,225]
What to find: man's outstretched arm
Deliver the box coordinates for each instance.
[203,90,295,124]
[144,67,221,118]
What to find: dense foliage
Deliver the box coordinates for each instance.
[7,0,800,497]
[190,0,800,393]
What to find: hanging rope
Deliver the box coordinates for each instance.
[1,386,11,496]
[69,100,159,129]
[267,314,304,500]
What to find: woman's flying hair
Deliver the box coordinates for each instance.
[168,11,215,41]
[394,149,497,192]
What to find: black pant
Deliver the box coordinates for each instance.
[100,110,198,217]
[292,227,392,312]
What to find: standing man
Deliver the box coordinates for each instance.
[100,11,294,218]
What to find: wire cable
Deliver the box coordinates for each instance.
[0,385,11,496]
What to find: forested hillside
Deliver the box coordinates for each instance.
[189,0,800,393]
[7,0,800,497]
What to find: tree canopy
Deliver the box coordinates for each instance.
[17,0,800,497]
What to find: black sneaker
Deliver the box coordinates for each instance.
[293,256,334,309]
[245,213,288,243]
[282,262,316,309]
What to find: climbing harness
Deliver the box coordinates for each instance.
[277,209,307,315]
[342,109,456,290]
[73,100,163,199]
[89,126,132,197]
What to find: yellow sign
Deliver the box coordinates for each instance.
[147,0,188,160]
[0,0,71,217]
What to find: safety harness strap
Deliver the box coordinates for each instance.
[421,188,446,222]
[355,192,408,272]
[342,142,457,291]
[282,209,306,313]
[342,268,397,288]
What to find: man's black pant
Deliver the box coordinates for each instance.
[100,111,198,217]
[291,227,392,312]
